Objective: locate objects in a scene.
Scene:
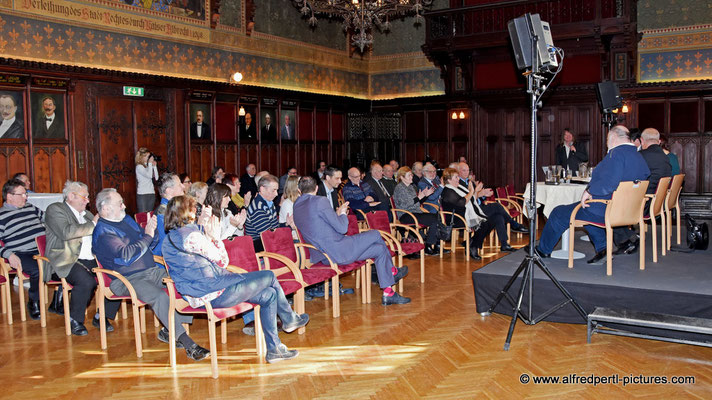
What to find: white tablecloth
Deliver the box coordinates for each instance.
[523,182,587,217]
[26,193,63,211]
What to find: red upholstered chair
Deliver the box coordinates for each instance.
[261,228,335,330]
[134,211,152,229]
[296,221,370,314]
[0,261,10,324]
[161,258,265,379]
[0,239,29,321]
[33,235,74,334]
[365,210,425,284]
[224,234,307,333]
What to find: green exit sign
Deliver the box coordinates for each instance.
[123,86,144,97]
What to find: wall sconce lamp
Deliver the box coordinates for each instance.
[238,106,246,117]
[451,111,458,120]
[451,111,467,120]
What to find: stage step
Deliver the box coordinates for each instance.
[587,307,712,347]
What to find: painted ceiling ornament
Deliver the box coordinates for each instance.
[294,0,433,52]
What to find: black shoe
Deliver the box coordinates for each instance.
[92,315,114,333]
[524,245,550,259]
[266,343,299,363]
[405,252,420,260]
[587,250,607,265]
[157,327,184,348]
[27,300,40,320]
[185,343,210,362]
[282,313,309,333]
[382,292,411,305]
[424,244,439,256]
[511,225,529,234]
[623,240,639,255]
[393,266,409,282]
[48,290,63,315]
[469,247,482,261]
[612,240,630,255]
[70,318,88,336]
[500,244,516,252]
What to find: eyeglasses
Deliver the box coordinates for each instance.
[9,191,27,197]
[73,192,89,201]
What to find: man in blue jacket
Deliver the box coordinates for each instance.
[152,172,185,257]
[92,188,209,361]
[533,125,651,264]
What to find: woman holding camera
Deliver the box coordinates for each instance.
[135,147,159,213]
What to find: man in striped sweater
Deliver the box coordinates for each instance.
[0,179,46,320]
[245,174,280,252]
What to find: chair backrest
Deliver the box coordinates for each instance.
[93,258,114,289]
[606,181,650,227]
[223,236,260,272]
[649,176,671,216]
[666,173,685,209]
[35,234,47,256]
[261,228,298,269]
[135,211,151,228]
[364,210,391,233]
[346,214,360,236]
[296,230,311,259]
[495,187,507,199]
[506,184,516,198]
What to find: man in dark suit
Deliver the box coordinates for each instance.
[316,165,342,210]
[239,163,258,198]
[261,113,276,141]
[312,160,326,182]
[534,125,651,264]
[364,161,392,206]
[240,112,256,140]
[190,110,210,140]
[34,96,64,139]
[613,127,673,254]
[280,114,294,141]
[45,180,121,335]
[0,94,24,139]
[555,128,589,174]
[293,177,410,305]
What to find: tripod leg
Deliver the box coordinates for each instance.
[504,259,532,351]
[483,256,530,315]
[534,258,588,321]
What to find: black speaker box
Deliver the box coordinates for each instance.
[596,81,622,112]
[508,13,550,70]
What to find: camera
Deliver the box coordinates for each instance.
[149,152,161,163]
[196,202,203,216]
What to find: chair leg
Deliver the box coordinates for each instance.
[221,319,227,344]
[661,213,667,257]
[139,306,146,334]
[168,301,176,368]
[39,282,47,328]
[132,303,143,358]
[62,286,71,336]
[294,288,306,335]
[420,250,425,283]
[606,228,613,276]
[6,281,12,325]
[651,217,657,263]
[451,230,457,255]
[465,231,470,261]
[355,269,360,290]
[98,292,108,350]
[398,254,403,294]
[254,306,266,358]
[439,239,443,258]
[121,300,128,320]
[639,220,646,271]
[324,281,329,301]
[675,205,681,245]
[17,273,26,322]
[568,225,575,269]
[667,209,673,251]
[366,263,372,304]
[331,275,340,318]
[182,323,190,335]
[208,318,219,379]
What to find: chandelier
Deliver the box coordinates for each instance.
[294,0,433,52]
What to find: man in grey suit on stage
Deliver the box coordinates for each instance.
[45,180,121,335]
[292,176,410,305]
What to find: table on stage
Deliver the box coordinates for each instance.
[27,193,63,211]
[523,182,588,260]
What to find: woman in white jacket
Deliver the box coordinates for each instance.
[135,147,158,213]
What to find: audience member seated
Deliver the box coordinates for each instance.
[179,173,192,193]
[392,167,440,255]
[316,166,342,210]
[342,167,390,219]
[365,161,393,204]
[278,166,298,198]
[152,173,185,257]
[187,181,208,209]
[532,125,651,264]
[162,195,308,363]
[205,166,224,186]
[245,174,280,252]
[223,173,249,214]
[92,188,209,361]
[293,177,410,305]
[389,160,399,172]
[205,183,245,241]
[382,164,397,194]
[418,163,443,213]
[45,180,121,335]
[659,134,680,175]
[12,172,35,194]
[278,176,300,241]
[440,168,500,260]
[457,162,528,236]
[239,164,258,198]
[312,160,326,182]
[613,127,672,254]
[410,162,423,186]
[0,178,46,320]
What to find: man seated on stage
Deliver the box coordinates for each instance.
[244,174,280,252]
[293,177,410,305]
[44,180,122,335]
[0,178,45,320]
[613,127,672,255]
[418,162,443,213]
[531,125,650,264]
[342,167,390,219]
[152,172,185,257]
[92,188,209,361]
[316,165,342,210]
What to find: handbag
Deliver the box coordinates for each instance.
[436,211,455,242]
[686,214,709,251]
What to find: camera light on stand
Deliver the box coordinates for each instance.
[232,72,243,82]
[238,106,246,117]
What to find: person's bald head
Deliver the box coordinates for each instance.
[641,127,661,149]
[347,167,361,184]
[457,162,470,180]
[607,125,631,150]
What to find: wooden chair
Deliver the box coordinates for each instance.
[644,176,671,263]
[261,228,336,330]
[0,261,11,324]
[34,235,73,335]
[568,181,649,276]
[664,173,685,250]
[0,239,28,322]
[225,234,308,334]
[438,211,470,260]
[421,202,440,213]
[134,211,152,229]
[161,258,265,379]
[365,210,425,284]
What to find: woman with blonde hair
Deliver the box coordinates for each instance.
[278,175,300,240]
[135,147,158,213]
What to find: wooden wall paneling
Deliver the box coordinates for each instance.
[261,144,279,174]
[190,144,213,182]
[281,144,299,175]
[215,144,237,175]
[298,109,313,142]
[331,112,344,142]
[0,146,28,184]
[314,144,329,175]
[315,110,329,141]
[427,142,448,168]
[97,97,137,212]
[49,147,68,192]
[669,99,699,133]
[404,143,426,168]
[703,138,712,193]
[174,90,187,177]
[215,102,236,142]
[332,142,344,169]
[239,144,258,175]
[31,146,66,193]
[681,139,699,193]
[135,100,169,171]
[299,144,313,176]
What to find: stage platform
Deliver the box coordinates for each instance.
[473,229,712,341]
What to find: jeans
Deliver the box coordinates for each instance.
[538,203,607,254]
[211,270,298,351]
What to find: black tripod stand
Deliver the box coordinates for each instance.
[481,26,587,351]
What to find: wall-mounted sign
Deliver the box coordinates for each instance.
[123,86,144,97]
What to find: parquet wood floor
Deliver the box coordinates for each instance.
[2,232,711,399]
